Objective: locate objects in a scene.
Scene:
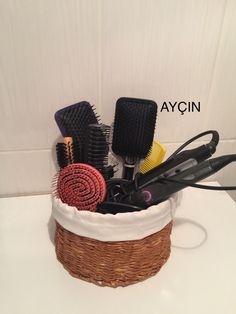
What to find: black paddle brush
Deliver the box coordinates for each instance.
[112,97,157,180]
[54,101,100,161]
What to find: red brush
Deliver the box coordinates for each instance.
[54,163,106,211]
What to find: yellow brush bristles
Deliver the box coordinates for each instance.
[140,141,166,174]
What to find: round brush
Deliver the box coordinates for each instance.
[56,137,81,168]
[54,163,106,211]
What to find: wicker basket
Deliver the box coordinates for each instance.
[52,195,179,287]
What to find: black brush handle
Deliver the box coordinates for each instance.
[123,156,137,180]
[123,165,135,180]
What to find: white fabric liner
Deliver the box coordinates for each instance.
[52,192,182,242]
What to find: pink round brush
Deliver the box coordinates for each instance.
[56,163,106,211]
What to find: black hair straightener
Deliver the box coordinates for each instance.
[104,130,219,202]
[100,130,236,214]
[129,130,219,190]
[123,154,236,208]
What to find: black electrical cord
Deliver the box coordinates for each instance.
[166,130,219,161]
[160,177,236,191]
[105,178,130,202]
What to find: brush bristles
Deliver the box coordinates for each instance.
[51,172,59,198]
[112,97,157,159]
[84,123,110,167]
[56,143,68,169]
[57,164,106,211]
[84,124,114,179]
[54,101,100,151]
[56,138,81,169]
[140,141,166,173]
[140,160,154,174]
[139,147,153,174]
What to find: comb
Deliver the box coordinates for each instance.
[112,97,157,180]
[139,141,166,173]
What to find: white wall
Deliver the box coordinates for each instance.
[0,0,236,200]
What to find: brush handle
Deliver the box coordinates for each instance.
[123,165,135,180]
[123,157,137,180]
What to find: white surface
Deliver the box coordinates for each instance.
[0,0,236,197]
[52,193,180,241]
[1,182,236,314]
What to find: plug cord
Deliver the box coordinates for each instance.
[166,130,219,161]
[159,178,236,191]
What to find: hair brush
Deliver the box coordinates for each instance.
[56,137,81,168]
[53,163,106,211]
[112,97,157,180]
[84,123,115,180]
[54,101,100,160]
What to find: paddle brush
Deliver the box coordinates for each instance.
[54,101,100,160]
[112,97,157,180]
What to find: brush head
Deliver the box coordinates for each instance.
[112,97,157,159]
[56,143,68,169]
[54,101,99,157]
[84,123,111,174]
[55,163,106,211]
[56,137,81,169]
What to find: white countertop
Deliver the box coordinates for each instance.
[1,182,236,314]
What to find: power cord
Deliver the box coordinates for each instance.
[159,177,236,191]
[166,130,219,161]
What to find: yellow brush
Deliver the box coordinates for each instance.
[139,140,166,174]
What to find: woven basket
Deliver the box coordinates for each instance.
[55,221,172,287]
[52,194,180,287]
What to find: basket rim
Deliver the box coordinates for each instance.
[51,192,181,242]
